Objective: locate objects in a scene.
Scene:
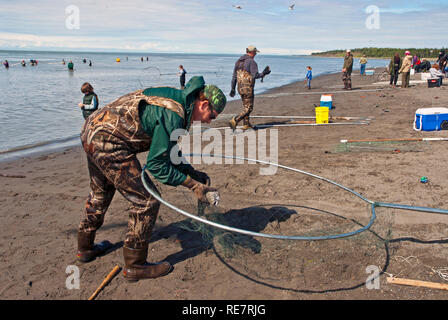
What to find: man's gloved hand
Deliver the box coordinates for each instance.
[189,169,211,186]
[261,66,271,83]
[229,89,236,97]
[182,176,220,206]
[262,66,271,76]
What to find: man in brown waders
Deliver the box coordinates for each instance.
[229,45,271,131]
[76,76,227,281]
[342,49,354,90]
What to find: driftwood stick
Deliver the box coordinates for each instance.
[387,277,448,291]
[0,173,26,178]
[88,265,121,300]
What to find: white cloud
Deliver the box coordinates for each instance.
[1,0,448,53]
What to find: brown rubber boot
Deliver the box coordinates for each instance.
[242,123,255,131]
[123,245,172,282]
[229,117,237,131]
[242,118,256,131]
[77,231,112,263]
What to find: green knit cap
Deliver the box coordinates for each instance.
[203,85,227,114]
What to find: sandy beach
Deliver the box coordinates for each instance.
[1,69,448,300]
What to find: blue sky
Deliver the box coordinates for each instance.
[0,0,447,54]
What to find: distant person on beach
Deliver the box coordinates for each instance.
[413,56,421,70]
[141,57,144,62]
[359,55,368,76]
[437,50,448,74]
[83,58,87,64]
[89,60,92,67]
[429,64,444,80]
[414,58,431,73]
[412,54,418,66]
[342,49,353,90]
[78,82,99,120]
[62,59,66,65]
[3,60,9,69]
[77,76,226,282]
[389,53,402,87]
[398,51,412,88]
[21,60,26,67]
[305,66,312,90]
[68,60,74,71]
[178,65,187,89]
[229,45,271,131]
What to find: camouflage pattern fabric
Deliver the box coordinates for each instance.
[79,89,183,249]
[342,71,352,88]
[235,69,255,125]
[203,85,227,114]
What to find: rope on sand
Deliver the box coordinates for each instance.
[196,122,369,132]
[219,114,373,121]
[141,154,448,241]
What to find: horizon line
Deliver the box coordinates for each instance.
[0,48,316,57]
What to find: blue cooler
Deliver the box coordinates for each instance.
[414,107,448,131]
[365,70,375,76]
[320,95,333,109]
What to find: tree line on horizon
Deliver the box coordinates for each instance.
[312,47,445,58]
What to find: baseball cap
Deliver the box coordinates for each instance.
[405,50,411,55]
[247,45,260,53]
[346,49,351,53]
[203,85,227,114]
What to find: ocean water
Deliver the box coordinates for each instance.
[0,50,388,160]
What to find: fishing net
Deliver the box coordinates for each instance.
[334,140,432,154]
[137,66,225,88]
[146,161,395,292]
[137,66,162,87]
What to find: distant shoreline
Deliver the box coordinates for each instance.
[313,54,438,62]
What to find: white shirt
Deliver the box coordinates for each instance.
[430,68,443,78]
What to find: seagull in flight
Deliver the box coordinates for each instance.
[232,4,242,9]
[289,4,295,10]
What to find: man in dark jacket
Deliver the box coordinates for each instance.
[229,45,271,130]
[437,50,447,74]
[178,65,187,89]
[342,49,354,90]
[77,76,227,281]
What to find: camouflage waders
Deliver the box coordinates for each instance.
[79,90,183,249]
[342,72,352,89]
[234,69,255,125]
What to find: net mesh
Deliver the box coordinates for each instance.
[147,165,392,292]
[145,161,448,293]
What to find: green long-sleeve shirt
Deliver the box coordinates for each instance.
[139,76,204,186]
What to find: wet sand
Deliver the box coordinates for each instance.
[1,69,448,300]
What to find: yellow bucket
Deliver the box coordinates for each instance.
[315,106,329,124]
